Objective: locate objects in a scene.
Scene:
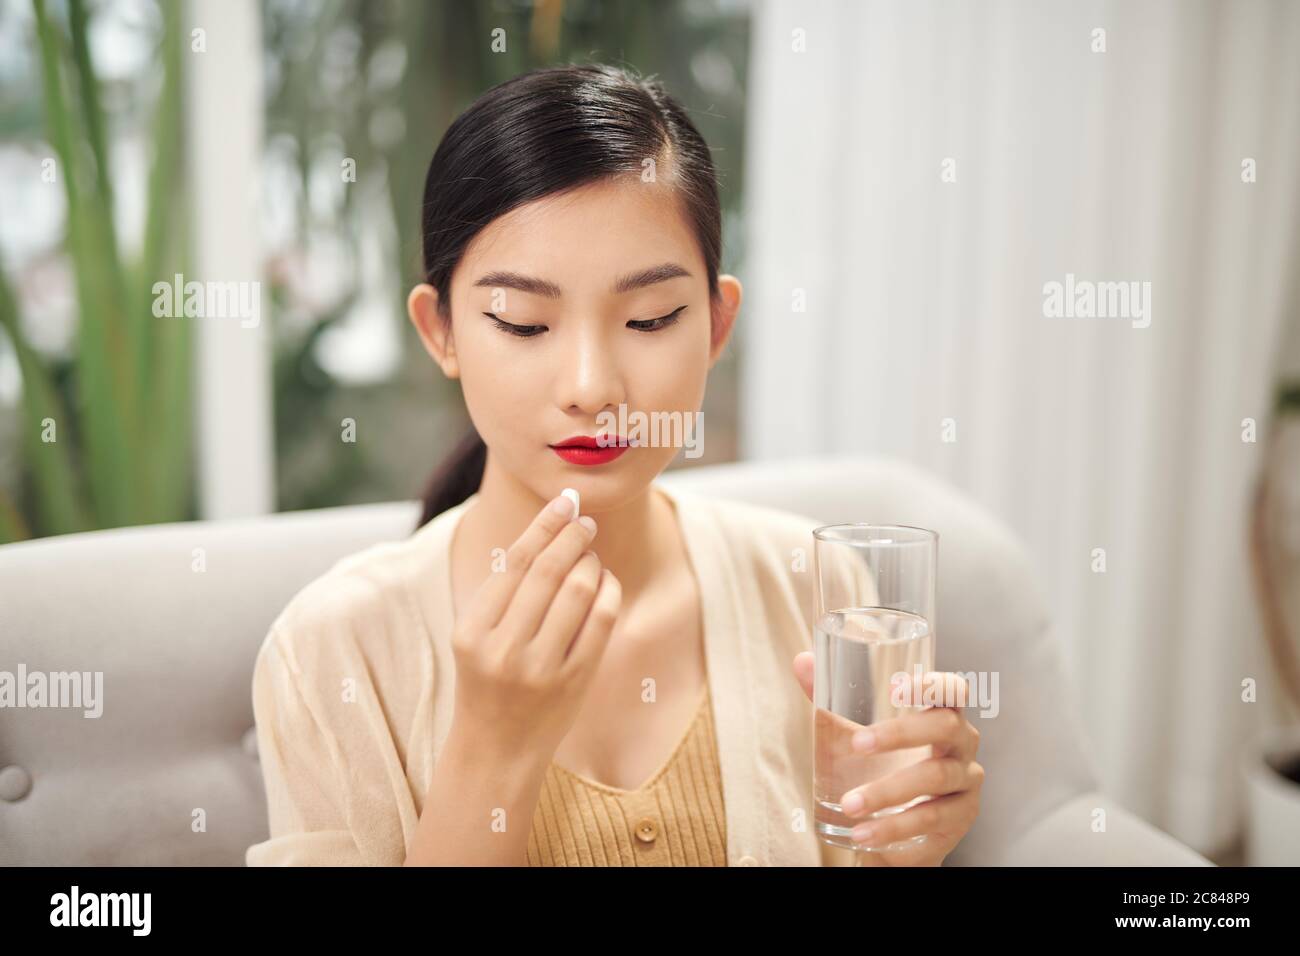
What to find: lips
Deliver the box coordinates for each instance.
[549,434,632,466]
[551,435,629,448]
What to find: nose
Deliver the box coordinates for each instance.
[555,320,625,416]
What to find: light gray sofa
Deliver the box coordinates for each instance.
[0,456,1211,865]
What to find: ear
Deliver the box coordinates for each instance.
[708,274,742,368]
[407,283,459,379]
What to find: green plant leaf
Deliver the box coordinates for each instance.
[34,0,136,528]
[0,259,92,536]
[136,0,189,523]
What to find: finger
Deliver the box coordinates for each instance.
[850,789,978,850]
[463,493,589,632]
[851,705,974,760]
[792,651,814,703]
[839,754,978,819]
[889,672,981,759]
[560,568,622,676]
[530,551,604,667]
[494,514,598,643]
[933,713,981,761]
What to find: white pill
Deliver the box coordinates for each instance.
[561,487,580,518]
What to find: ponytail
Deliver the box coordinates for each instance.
[414,426,486,531]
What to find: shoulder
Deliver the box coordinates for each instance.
[671,486,825,633]
[253,521,447,693]
[669,485,876,631]
[681,488,824,572]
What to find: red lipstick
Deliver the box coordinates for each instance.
[549,434,631,466]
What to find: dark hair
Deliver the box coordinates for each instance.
[412,63,723,531]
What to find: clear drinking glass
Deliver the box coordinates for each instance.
[812,523,938,851]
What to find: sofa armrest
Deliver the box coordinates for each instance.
[997,792,1214,865]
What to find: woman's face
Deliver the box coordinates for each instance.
[409,176,741,511]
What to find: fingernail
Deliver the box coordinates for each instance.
[852,823,877,844]
[551,492,575,518]
[841,791,864,814]
[578,515,596,533]
[853,729,877,752]
[561,487,579,517]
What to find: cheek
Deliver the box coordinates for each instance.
[455,330,545,440]
[630,327,711,410]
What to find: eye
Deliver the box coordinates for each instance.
[627,305,687,333]
[483,313,546,338]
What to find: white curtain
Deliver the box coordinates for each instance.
[741,0,1300,856]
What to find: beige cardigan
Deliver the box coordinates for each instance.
[246,480,868,866]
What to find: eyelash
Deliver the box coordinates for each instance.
[483,306,686,338]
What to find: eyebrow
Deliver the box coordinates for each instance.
[472,262,692,299]
[613,262,692,294]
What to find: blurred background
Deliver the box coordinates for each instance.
[1,0,1298,865]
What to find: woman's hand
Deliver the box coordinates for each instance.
[793,654,984,866]
[450,492,622,762]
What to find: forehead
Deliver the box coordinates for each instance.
[457,177,701,291]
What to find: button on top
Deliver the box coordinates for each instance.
[634,817,659,843]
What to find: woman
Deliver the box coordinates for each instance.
[247,63,983,867]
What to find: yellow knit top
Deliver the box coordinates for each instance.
[525,684,727,866]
